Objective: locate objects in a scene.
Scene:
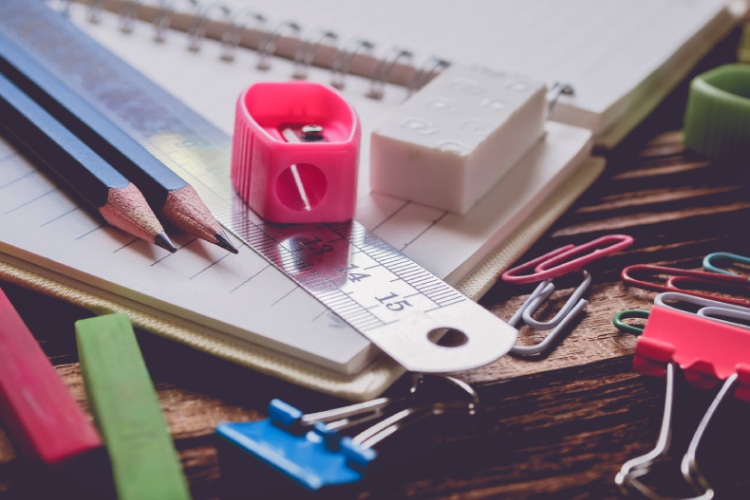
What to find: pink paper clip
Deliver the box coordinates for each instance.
[621,264,750,307]
[231,81,361,223]
[502,234,634,284]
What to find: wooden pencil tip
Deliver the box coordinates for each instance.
[214,231,239,254]
[154,232,177,253]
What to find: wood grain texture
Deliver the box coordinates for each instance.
[2,29,750,500]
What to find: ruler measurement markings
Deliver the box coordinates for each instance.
[428,290,461,301]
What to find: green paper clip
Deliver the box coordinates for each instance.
[76,314,191,500]
[613,309,650,335]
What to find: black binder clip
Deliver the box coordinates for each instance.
[215,374,478,497]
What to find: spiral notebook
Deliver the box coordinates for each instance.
[0,0,740,400]
[81,0,748,147]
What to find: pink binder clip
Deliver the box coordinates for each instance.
[634,292,750,396]
[231,81,361,223]
[616,292,750,497]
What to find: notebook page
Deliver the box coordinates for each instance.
[0,144,377,373]
[71,7,593,281]
[113,0,741,138]
[0,4,590,375]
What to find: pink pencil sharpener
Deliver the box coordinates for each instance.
[231,82,361,223]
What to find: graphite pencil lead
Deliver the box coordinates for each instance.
[163,185,236,253]
[214,231,239,254]
[153,232,178,253]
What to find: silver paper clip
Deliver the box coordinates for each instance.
[507,270,590,357]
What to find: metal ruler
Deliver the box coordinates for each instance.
[0,0,517,373]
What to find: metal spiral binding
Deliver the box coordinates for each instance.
[152,0,200,43]
[367,46,413,100]
[118,0,140,33]
[186,2,231,52]
[72,0,451,99]
[547,81,575,114]
[409,55,451,93]
[220,9,266,62]
[330,37,375,90]
[83,0,104,24]
[256,20,301,70]
[292,29,339,80]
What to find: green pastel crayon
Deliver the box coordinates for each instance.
[76,313,191,500]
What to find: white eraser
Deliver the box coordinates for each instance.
[370,65,547,214]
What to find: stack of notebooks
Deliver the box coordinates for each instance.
[0,0,745,400]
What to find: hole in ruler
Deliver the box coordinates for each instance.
[276,162,327,211]
[427,328,469,348]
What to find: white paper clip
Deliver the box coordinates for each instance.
[507,270,590,357]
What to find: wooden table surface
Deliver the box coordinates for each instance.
[2,26,750,500]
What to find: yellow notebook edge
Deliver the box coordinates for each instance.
[0,156,604,401]
[594,0,748,149]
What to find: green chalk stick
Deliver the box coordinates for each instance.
[76,314,191,500]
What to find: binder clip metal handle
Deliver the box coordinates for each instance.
[615,363,727,500]
[216,374,478,493]
[300,374,478,435]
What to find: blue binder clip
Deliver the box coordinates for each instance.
[215,374,478,496]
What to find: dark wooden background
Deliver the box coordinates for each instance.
[2,24,750,500]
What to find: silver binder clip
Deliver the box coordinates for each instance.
[186,2,232,52]
[292,29,339,80]
[615,364,738,500]
[507,271,590,357]
[256,20,302,71]
[216,374,479,493]
[219,9,267,62]
[330,38,375,90]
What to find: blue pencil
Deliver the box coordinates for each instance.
[0,32,237,254]
[0,71,176,252]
